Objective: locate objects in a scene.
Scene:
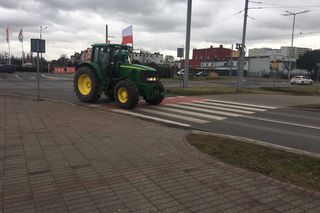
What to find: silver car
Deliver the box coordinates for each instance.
[290,76,313,85]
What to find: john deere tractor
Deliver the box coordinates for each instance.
[74,44,165,108]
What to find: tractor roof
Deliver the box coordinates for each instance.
[92,43,131,49]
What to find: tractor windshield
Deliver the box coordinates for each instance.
[113,47,131,64]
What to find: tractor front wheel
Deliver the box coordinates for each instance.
[145,83,164,105]
[145,96,164,105]
[74,67,101,103]
[115,80,139,109]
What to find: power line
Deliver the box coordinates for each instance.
[248,16,287,29]
[247,31,320,41]
[259,2,320,9]
[220,10,244,23]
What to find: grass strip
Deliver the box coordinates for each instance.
[187,134,320,191]
[294,103,320,110]
[261,85,320,95]
[167,86,320,96]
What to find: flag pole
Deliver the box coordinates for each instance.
[8,41,11,65]
[7,27,11,65]
[131,25,134,62]
[22,40,24,65]
[21,28,24,65]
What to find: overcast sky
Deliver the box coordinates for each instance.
[1,0,320,60]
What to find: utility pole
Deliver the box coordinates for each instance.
[229,44,233,77]
[106,25,108,43]
[236,0,249,92]
[282,10,310,81]
[184,0,192,88]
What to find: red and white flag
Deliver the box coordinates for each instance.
[5,27,9,43]
[18,28,23,42]
[121,25,133,45]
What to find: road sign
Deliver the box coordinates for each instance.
[177,48,184,58]
[31,39,45,53]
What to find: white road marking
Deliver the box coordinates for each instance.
[181,102,254,114]
[167,104,242,117]
[152,106,226,120]
[242,116,320,130]
[206,100,277,109]
[41,74,71,81]
[30,76,36,79]
[138,108,209,124]
[193,101,266,112]
[112,109,191,127]
[41,74,56,80]
[15,74,22,80]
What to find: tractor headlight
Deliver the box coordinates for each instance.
[147,77,157,82]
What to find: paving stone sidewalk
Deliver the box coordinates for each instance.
[0,95,319,213]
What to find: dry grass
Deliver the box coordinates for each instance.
[187,134,320,191]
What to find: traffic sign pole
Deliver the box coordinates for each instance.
[37,41,40,101]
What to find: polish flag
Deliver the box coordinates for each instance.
[18,28,23,42]
[122,25,133,45]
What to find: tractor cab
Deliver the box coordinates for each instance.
[91,44,131,78]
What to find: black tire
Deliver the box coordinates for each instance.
[105,90,115,101]
[145,82,165,105]
[114,80,139,109]
[74,66,101,103]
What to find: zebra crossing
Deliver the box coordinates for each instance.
[111,98,278,127]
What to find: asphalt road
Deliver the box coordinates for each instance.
[1,72,320,154]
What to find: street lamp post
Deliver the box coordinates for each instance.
[282,10,310,81]
[316,63,320,94]
[37,26,47,101]
[184,0,192,88]
[40,26,48,72]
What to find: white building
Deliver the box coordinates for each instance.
[248,48,273,57]
[200,58,248,76]
[132,51,164,64]
[201,59,248,71]
[280,46,310,60]
[249,47,310,60]
[248,56,271,76]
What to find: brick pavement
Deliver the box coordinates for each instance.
[0,95,319,213]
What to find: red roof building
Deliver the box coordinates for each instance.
[181,45,232,69]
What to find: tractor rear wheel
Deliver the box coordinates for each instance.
[115,80,139,109]
[145,82,164,105]
[74,66,101,103]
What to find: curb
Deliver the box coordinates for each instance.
[190,130,320,159]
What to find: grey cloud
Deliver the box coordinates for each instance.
[0,0,319,60]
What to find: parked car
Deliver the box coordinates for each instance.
[0,64,16,73]
[290,76,313,85]
[195,71,209,77]
[177,69,185,76]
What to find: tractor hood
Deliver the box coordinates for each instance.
[120,64,157,72]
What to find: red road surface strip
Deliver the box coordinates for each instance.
[98,96,206,111]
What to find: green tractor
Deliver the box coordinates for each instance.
[74,44,165,108]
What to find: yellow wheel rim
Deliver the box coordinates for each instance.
[78,74,92,96]
[117,87,128,103]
